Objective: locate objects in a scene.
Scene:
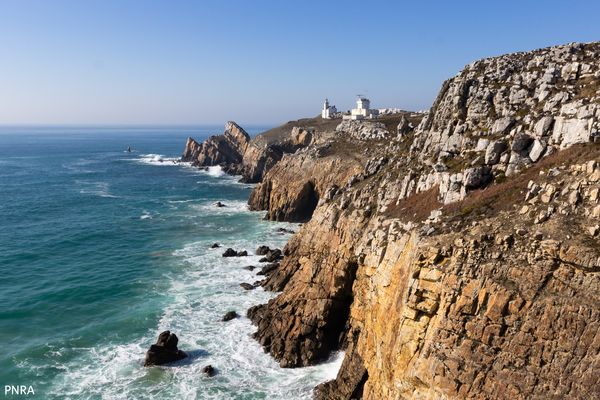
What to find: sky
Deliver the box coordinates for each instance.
[0,0,599,126]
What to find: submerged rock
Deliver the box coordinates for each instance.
[210,243,221,248]
[202,365,216,377]
[215,201,226,208]
[240,282,255,290]
[144,331,187,366]
[222,311,239,321]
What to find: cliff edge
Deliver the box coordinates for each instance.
[244,42,600,400]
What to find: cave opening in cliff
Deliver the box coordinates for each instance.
[322,260,359,357]
[294,180,319,222]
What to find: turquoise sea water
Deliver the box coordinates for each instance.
[0,127,342,399]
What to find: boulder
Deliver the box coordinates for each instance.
[492,117,515,135]
[210,243,220,248]
[222,248,237,257]
[511,133,534,154]
[529,139,547,162]
[485,141,507,165]
[222,311,239,321]
[222,248,247,257]
[144,331,187,366]
[256,246,271,256]
[534,116,554,137]
[397,115,412,136]
[240,282,256,290]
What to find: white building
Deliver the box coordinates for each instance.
[343,96,379,120]
[321,98,337,119]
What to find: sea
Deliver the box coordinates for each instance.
[0,126,342,399]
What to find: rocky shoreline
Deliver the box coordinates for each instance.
[181,41,600,399]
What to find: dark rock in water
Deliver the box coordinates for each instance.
[211,243,221,248]
[276,227,295,234]
[243,265,256,271]
[223,248,248,257]
[202,365,216,377]
[144,331,187,366]
[215,201,226,208]
[256,245,271,255]
[240,282,255,290]
[259,249,282,263]
[223,248,237,257]
[257,262,279,276]
[222,311,239,321]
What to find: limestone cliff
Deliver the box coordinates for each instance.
[243,42,600,400]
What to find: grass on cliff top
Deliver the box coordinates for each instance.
[257,115,341,143]
[444,143,600,220]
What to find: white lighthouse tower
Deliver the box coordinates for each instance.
[321,98,337,119]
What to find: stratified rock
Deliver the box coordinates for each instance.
[144,331,187,366]
[222,311,238,321]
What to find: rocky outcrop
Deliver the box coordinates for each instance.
[181,121,250,171]
[244,42,600,400]
[144,331,187,366]
[248,135,367,221]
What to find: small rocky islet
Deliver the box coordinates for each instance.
[152,41,600,399]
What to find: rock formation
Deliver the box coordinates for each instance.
[243,42,600,399]
[182,41,600,399]
[144,331,187,366]
[182,121,250,173]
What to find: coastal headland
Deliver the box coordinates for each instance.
[182,42,600,399]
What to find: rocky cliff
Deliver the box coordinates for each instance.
[182,121,250,173]
[182,117,341,182]
[242,42,600,400]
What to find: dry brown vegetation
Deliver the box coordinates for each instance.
[444,143,600,220]
[383,142,600,225]
[384,186,441,222]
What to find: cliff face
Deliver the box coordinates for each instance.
[182,118,340,183]
[243,42,600,400]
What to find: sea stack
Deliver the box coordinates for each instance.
[144,331,187,366]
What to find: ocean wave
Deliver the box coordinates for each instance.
[76,181,119,198]
[136,153,180,166]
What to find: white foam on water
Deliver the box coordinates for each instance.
[189,200,251,215]
[136,153,180,166]
[47,220,341,399]
[76,180,119,198]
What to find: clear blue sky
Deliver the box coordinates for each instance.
[1,0,599,126]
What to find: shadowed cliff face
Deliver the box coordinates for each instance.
[240,42,600,400]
